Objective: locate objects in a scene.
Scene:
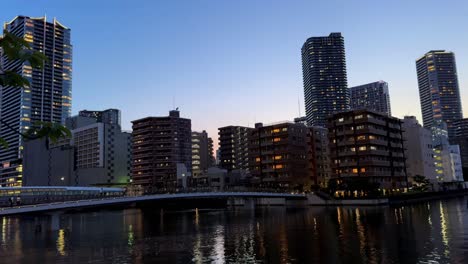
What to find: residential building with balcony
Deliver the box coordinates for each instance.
[131,110,191,190]
[248,122,311,189]
[328,109,407,188]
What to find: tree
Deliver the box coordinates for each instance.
[0,30,71,148]
[412,175,430,192]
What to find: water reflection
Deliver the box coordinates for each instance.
[0,197,466,263]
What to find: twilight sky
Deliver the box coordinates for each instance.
[2,0,468,149]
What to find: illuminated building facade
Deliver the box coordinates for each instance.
[416,50,463,139]
[0,16,72,186]
[350,81,392,116]
[302,32,349,127]
[328,110,407,188]
[248,122,311,189]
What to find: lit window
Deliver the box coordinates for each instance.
[274,164,283,169]
[352,168,358,173]
[274,155,282,160]
[273,138,281,142]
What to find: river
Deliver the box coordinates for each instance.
[0,197,467,263]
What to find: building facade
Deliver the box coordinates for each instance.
[401,116,436,182]
[131,110,191,190]
[350,81,392,116]
[307,126,331,187]
[302,32,349,127]
[453,118,468,179]
[416,50,463,139]
[192,130,214,177]
[77,109,121,126]
[328,110,407,188]
[0,16,72,186]
[23,111,131,186]
[218,126,253,174]
[431,121,464,182]
[248,122,311,189]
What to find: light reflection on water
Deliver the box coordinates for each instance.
[0,197,467,263]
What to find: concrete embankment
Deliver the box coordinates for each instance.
[306,189,468,206]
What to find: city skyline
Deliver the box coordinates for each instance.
[2,1,468,150]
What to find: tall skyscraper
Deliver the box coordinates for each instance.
[416,50,463,139]
[0,16,72,186]
[131,110,191,191]
[350,81,392,116]
[302,32,349,127]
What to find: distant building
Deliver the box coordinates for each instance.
[131,110,191,190]
[0,16,73,186]
[431,121,464,182]
[416,50,463,139]
[23,111,132,186]
[307,126,331,187]
[218,126,253,174]
[76,109,121,126]
[328,110,407,188]
[402,116,436,182]
[452,118,468,179]
[350,81,392,115]
[248,122,311,189]
[302,32,349,127]
[294,116,308,125]
[192,130,215,177]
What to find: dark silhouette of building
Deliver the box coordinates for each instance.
[302,32,349,127]
[453,118,468,179]
[131,110,191,190]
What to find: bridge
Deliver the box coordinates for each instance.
[0,192,307,216]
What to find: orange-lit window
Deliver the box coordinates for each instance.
[273,138,281,142]
[360,168,366,173]
[369,135,376,140]
[255,157,261,162]
[274,155,282,160]
[274,164,283,169]
[352,168,358,173]
[357,135,366,141]
[272,128,280,133]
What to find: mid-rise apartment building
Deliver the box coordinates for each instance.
[248,122,311,189]
[328,110,407,188]
[132,110,191,190]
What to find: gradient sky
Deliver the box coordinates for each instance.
[2,0,468,149]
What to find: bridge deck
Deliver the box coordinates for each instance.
[0,192,306,216]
